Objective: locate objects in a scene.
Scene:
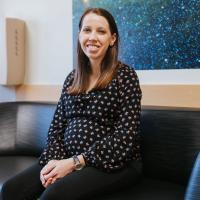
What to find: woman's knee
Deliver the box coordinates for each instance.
[40,183,80,200]
[40,186,61,200]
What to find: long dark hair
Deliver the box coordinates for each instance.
[68,7,120,95]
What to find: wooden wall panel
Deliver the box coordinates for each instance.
[16,84,200,108]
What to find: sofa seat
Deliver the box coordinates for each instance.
[1,102,200,200]
[0,156,37,190]
[96,178,185,200]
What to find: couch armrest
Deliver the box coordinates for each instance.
[185,153,200,200]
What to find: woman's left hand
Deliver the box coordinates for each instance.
[40,158,74,188]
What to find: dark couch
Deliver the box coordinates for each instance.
[0,101,200,200]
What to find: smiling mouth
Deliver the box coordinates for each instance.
[86,44,100,51]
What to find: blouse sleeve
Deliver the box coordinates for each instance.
[39,70,74,166]
[83,68,142,172]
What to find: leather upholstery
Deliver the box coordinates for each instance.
[0,102,200,199]
[141,109,200,185]
[184,152,200,200]
[0,102,56,156]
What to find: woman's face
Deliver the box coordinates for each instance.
[79,13,116,66]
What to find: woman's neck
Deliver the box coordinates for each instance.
[90,60,101,78]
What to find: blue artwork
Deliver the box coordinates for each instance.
[73,0,200,70]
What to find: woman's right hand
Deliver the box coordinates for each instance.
[40,155,85,188]
[40,160,57,187]
[40,158,75,188]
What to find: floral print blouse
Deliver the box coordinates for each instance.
[39,62,142,172]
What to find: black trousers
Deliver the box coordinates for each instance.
[1,161,142,200]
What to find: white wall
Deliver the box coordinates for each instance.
[0,0,6,85]
[137,69,200,85]
[0,86,15,102]
[0,0,15,101]
[0,0,199,97]
[0,0,73,86]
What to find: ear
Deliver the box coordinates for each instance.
[110,33,117,46]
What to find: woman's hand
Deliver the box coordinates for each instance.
[40,158,75,188]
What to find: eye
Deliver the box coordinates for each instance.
[98,29,106,34]
[82,28,90,33]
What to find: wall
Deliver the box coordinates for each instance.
[0,0,73,84]
[0,0,15,102]
[0,85,15,102]
[0,0,200,108]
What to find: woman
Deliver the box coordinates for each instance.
[1,7,142,200]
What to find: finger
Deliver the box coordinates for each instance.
[51,178,57,184]
[41,164,55,175]
[40,166,48,175]
[41,165,54,175]
[44,169,57,180]
[44,178,52,188]
[40,173,46,185]
[41,160,56,174]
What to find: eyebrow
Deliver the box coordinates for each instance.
[82,26,90,28]
[82,26,106,30]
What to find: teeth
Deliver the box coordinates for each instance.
[86,44,100,51]
[87,44,99,48]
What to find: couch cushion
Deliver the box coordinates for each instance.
[95,178,185,200]
[0,102,199,198]
[0,102,56,156]
[0,156,38,190]
[141,108,200,185]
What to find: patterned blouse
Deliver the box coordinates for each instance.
[39,62,142,172]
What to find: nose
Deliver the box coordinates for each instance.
[88,31,97,41]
